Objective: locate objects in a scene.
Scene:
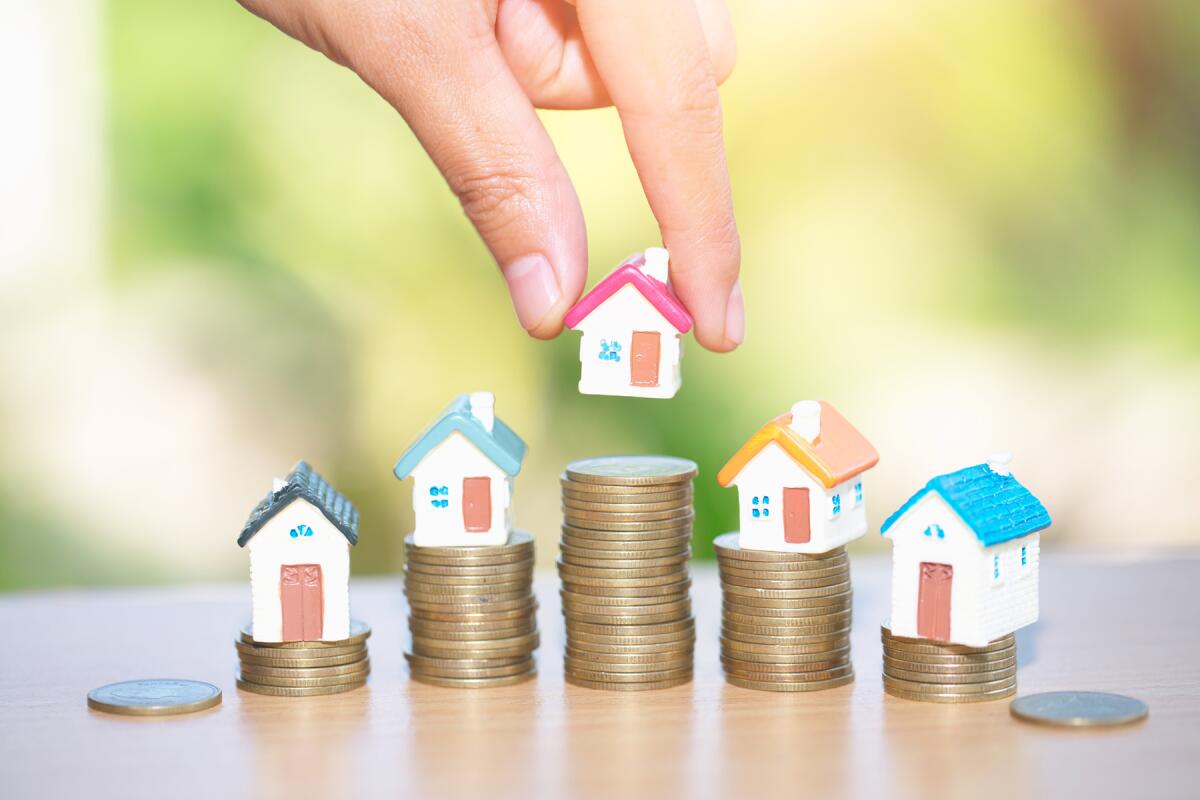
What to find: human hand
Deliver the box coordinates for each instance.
[238,0,743,351]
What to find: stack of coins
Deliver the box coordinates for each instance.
[881,625,1017,703]
[559,455,698,691]
[403,531,539,688]
[236,620,371,696]
[715,533,854,692]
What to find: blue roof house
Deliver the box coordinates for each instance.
[394,392,527,547]
[880,453,1051,647]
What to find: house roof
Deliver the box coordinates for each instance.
[880,464,1052,547]
[393,394,527,479]
[716,401,879,489]
[237,460,359,547]
[563,253,693,333]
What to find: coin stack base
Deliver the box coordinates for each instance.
[236,620,371,696]
[716,532,854,692]
[560,456,698,691]
[404,531,539,688]
[881,625,1017,703]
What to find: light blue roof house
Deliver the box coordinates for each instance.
[394,392,526,546]
[880,454,1051,646]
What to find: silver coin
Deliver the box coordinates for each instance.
[1010,691,1149,728]
[87,679,222,717]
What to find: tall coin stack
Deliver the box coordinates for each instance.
[403,532,539,688]
[715,533,854,692]
[235,620,371,696]
[558,455,698,691]
[881,625,1017,703]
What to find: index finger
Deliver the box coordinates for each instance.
[575,0,742,351]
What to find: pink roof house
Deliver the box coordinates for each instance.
[563,248,693,399]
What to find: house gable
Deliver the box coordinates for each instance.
[394,394,526,480]
[570,284,681,336]
[564,255,692,333]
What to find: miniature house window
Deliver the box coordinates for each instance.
[289,524,313,539]
[429,485,450,509]
[829,493,842,518]
[923,524,945,539]
[1020,545,1029,572]
[992,554,1002,583]
[751,495,770,519]
[853,482,863,507]
[598,339,622,362]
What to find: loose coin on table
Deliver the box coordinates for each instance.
[1010,691,1149,728]
[87,679,222,717]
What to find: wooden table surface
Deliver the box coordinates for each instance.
[2,554,1198,800]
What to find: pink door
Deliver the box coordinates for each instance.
[281,564,323,642]
[630,331,661,387]
[917,562,953,641]
[462,477,492,532]
[783,488,810,544]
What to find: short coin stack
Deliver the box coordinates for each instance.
[882,624,1017,702]
[559,455,698,691]
[236,620,371,696]
[715,533,854,692]
[403,531,539,688]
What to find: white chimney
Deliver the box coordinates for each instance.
[987,451,1013,476]
[272,477,288,494]
[789,400,821,443]
[641,247,670,283]
[470,391,495,433]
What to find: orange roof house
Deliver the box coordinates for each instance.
[718,400,879,554]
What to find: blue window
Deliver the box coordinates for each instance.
[992,554,1001,582]
[923,524,945,539]
[429,485,449,509]
[750,495,770,518]
[1021,545,1028,567]
[831,494,842,516]
[598,339,622,362]
[854,482,863,506]
[289,524,313,539]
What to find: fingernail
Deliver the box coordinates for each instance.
[502,254,562,332]
[724,281,745,346]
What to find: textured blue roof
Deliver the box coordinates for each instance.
[393,395,527,479]
[238,461,358,547]
[880,464,1051,547]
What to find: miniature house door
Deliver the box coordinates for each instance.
[630,331,660,387]
[917,562,953,641]
[462,477,492,532]
[782,488,811,544]
[281,564,323,641]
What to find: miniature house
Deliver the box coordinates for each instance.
[881,454,1051,647]
[563,247,693,399]
[717,400,879,554]
[393,392,527,547]
[237,461,359,643]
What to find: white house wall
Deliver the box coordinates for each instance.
[410,432,511,546]
[731,442,869,554]
[246,497,350,642]
[887,495,1039,646]
[575,285,682,399]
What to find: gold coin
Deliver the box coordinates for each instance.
[408,595,537,615]
[240,619,371,648]
[404,652,530,670]
[881,625,1014,653]
[885,683,1017,704]
[713,533,845,562]
[404,558,535,577]
[562,579,691,598]
[86,679,222,717]
[721,626,852,646]
[404,530,535,558]
[565,657,693,675]
[883,674,1018,695]
[567,619,695,639]
[881,646,1016,666]
[556,559,687,580]
[566,646,694,664]
[405,588,533,606]
[563,609,693,626]
[238,651,367,669]
[408,606,537,628]
[236,678,365,696]
[721,581,851,600]
[238,669,371,688]
[563,488,692,505]
[722,604,852,623]
[235,640,364,659]
[564,456,698,486]
[404,567,535,585]
[720,591,852,611]
[411,631,539,651]
[725,673,854,693]
[883,654,1017,673]
[404,575,530,592]
[410,669,537,689]
[565,664,694,683]
[560,549,690,569]
[407,658,534,680]
[414,643,537,660]
[717,644,851,665]
[721,616,851,637]
[719,572,849,591]
[567,637,696,656]
[561,477,692,495]
[720,635,850,655]
[722,661,854,681]
[564,504,694,522]
[562,597,690,616]
[715,557,849,576]
[565,673,692,691]
[563,497,693,514]
[884,664,1017,685]
[721,655,850,675]
[408,623,536,642]
[237,659,372,679]
[561,588,689,606]
[563,516,696,534]
[406,548,533,568]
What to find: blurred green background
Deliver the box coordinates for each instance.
[1,0,1198,590]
